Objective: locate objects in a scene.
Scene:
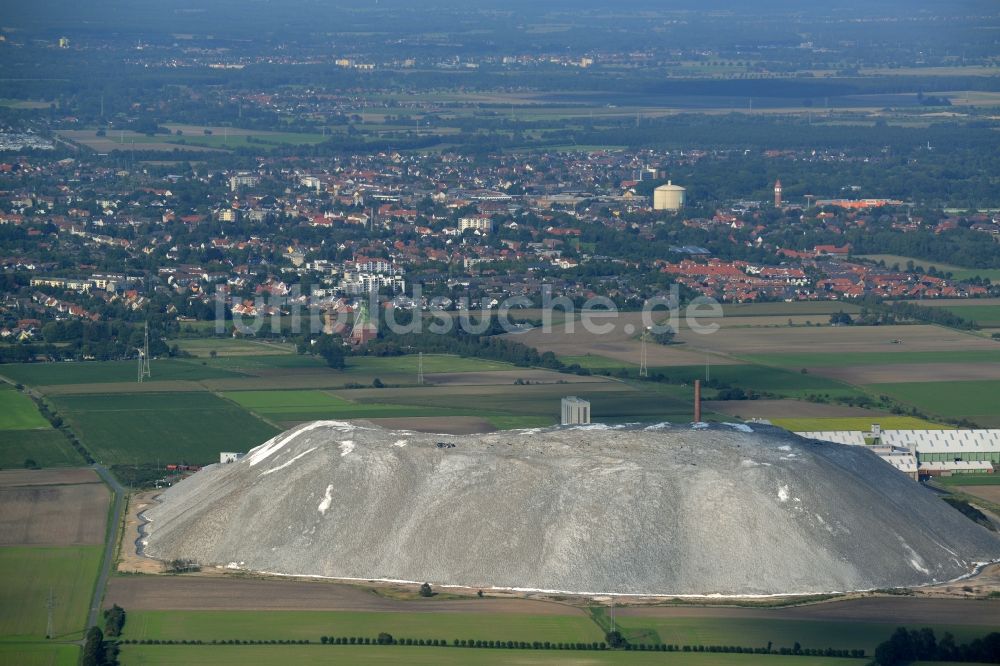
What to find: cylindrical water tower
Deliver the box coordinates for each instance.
[653,181,686,211]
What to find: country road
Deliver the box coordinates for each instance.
[88,464,125,630]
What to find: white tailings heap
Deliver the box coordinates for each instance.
[142,421,1000,596]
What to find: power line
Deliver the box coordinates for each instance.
[639,330,648,378]
[45,587,55,639]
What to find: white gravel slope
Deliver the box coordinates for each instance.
[142,421,1000,596]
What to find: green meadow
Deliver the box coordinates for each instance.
[51,392,279,464]
[0,546,103,641]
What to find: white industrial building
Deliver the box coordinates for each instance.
[220,452,245,464]
[561,396,591,425]
[795,428,999,480]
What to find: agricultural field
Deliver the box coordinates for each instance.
[173,338,296,358]
[0,475,108,546]
[223,389,487,424]
[0,387,51,430]
[51,392,279,465]
[0,643,79,666]
[118,645,862,666]
[606,615,986,654]
[933,475,1000,487]
[59,126,330,153]
[938,305,1000,328]
[680,324,994,357]
[122,609,604,644]
[868,380,1000,427]
[0,430,82,469]
[742,350,1000,368]
[0,545,103,640]
[772,416,951,432]
[857,255,1000,282]
[336,382,697,424]
[0,359,245,387]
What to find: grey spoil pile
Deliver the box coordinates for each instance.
[142,421,1000,596]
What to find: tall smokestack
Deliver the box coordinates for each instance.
[694,379,702,423]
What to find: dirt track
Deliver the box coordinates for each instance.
[104,576,586,615]
[617,597,1000,626]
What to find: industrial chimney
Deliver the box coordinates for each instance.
[694,379,702,423]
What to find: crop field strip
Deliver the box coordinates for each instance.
[0,643,79,666]
[0,387,52,430]
[122,609,604,645]
[117,645,864,666]
[51,392,280,465]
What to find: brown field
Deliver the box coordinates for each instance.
[104,577,584,615]
[0,469,108,546]
[0,468,99,486]
[814,362,1000,384]
[504,310,740,366]
[506,317,986,365]
[955,485,1000,505]
[422,370,610,386]
[618,597,1000,627]
[331,381,636,403]
[703,400,886,420]
[357,417,498,434]
[675,324,993,356]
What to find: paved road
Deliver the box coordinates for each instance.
[87,464,125,630]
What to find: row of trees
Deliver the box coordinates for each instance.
[82,627,119,666]
[874,628,1000,665]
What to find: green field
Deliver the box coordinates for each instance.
[772,416,951,432]
[0,430,82,469]
[932,474,1000,486]
[52,392,279,465]
[609,615,987,653]
[204,354,327,371]
[346,355,516,374]
[0,388,51,430]
[173,338,296,358]
[0,546,102,640]
[0,360,245,386]
[869,380,1000,426]
[0,643,79,666]
[223,389,488,422]
[348,386,695,423]
[119,644,861,666]
[654,365,856,398]
[123,610,603,644]
[741,350,1000,367]
[559,355,637,369]
[858,254,1000,282]
[936,305,1000,327]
